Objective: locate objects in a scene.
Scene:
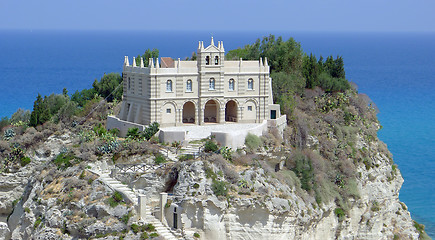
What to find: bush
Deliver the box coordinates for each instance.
[142,122,159,140]
[154,154,166,164]
[34,216,42,229]
[121,211,132,224]
[53,152,77,170]
[204,139,218,153]
[194,232,200,238]
[131,223,140,234]
[126,127,140,140]
[20,156,31,167]
[334,208,345,221]
[212,180,228,197]
[113,191,123,202]
[145,223,155,232]
[244,133,262,152]
[178,154,194,161]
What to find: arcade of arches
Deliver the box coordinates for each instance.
[181,100,239,124]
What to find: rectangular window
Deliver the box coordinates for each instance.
[248,106,252,111]
[166,108,171,113]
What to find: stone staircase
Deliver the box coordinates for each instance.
[92,169,181,239]
[159,147,178,162]
[179,141,203,158]
[142,206,181,240]
[98,173,137,204]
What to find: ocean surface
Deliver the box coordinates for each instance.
[1,30,434,237]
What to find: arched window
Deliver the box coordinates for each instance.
[186,79,192,92]
[247,79,254,90]
[166,80,172,92]
[215,56,219,65]
[209,78,215,90]
[205,56,210,65]
[229,79,235,91]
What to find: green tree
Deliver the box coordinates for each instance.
[29,94,51,127]
[92,72,123,102]
[141,48,159,67]
[71,88,97,107]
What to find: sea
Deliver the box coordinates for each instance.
[1,30,434,237]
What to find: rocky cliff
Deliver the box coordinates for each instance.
[0,90,429,240]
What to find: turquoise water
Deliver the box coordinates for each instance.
[1,30,434,237]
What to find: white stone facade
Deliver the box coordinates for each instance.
[115,38,281,128]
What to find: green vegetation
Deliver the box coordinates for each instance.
[334,208,345,221]
[53,152,77,170]
[204,138,218,152]
[226,35,350,116]
[212,180,228,197]
[413,220,431,240]
[154,154,166,164]
[34,216,43,229]
[244,133,262,152]
[194,232,200,238]
[108,191,124,207]
[136,48,159,67]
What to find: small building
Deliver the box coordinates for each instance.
[108,38,285,143]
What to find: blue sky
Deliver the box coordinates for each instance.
[0,0,434,32]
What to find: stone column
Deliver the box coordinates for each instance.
[138,195,147,221]
[159,192,168,223]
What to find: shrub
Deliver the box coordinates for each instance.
[220,147,233,161]
[334,208,345,221]
[113,191,123,202]
[154,154,166,164]
[178,154,194,161]
[244,133,262,152]
[131,223,140,234]
[121,211,132,224]
[34,216,42,229]
[204,139,218,153]
[145,223,155,232]
[126,127,140,140]
[108,191,123,207]
[20,156,31,167]
[212,180,228,197]
[53,152,77,170]
[142,122,159,140]
[194,232,200,238]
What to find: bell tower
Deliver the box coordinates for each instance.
[197,37,225,70]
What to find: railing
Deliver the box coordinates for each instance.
[114,163,167,174]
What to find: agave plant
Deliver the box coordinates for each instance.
[3,128,15,140]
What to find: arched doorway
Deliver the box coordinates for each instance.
[204,100,219,123]
[225,100,237,122]
[182,101,195,123]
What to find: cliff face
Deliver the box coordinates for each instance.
[171,136,418,240]
[0,90,424,239]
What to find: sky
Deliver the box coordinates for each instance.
[0,0,434,32]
